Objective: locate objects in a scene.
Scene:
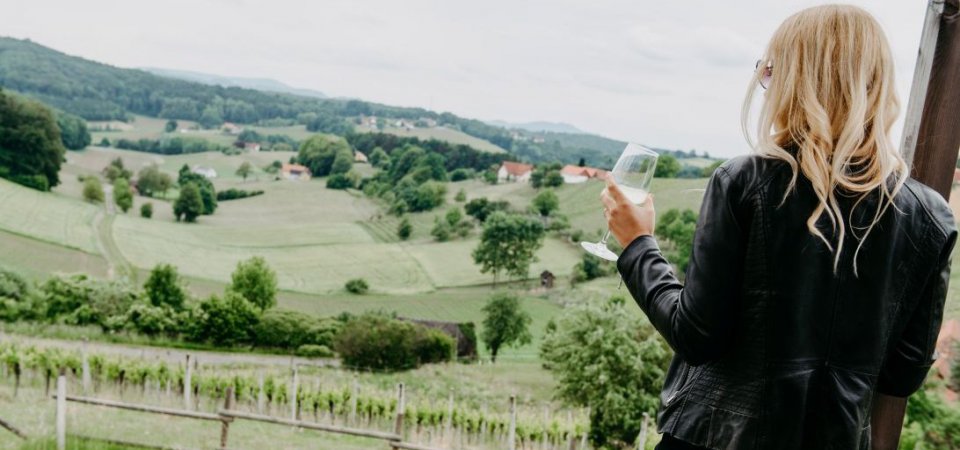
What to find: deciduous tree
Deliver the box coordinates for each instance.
[480,292,532,363]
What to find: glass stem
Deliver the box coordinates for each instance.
[599,229,612,245]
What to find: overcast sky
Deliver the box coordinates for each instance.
[0,1,927,157]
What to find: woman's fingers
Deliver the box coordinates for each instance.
[601,188,617,210]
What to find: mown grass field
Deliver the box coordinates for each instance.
[370,125,508,154]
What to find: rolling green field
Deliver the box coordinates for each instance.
[369,125,508,154]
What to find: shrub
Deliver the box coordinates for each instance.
[39,275,138,330]
[125,302,179,336]
[140,202,153,218]
[216,188,265,201]
[144,264,187,310]
[454,188,467,202]
[326,173,355,189]
[334,313,454,371]
[449,168,473,182]
[345,278,369,294]
[190,292,260,346]
[252,310,341,350]
[397,218,412,240]
[414,327,456,364]
[431,218,451,242]
[82,177,104,203]
[295,344,334,358]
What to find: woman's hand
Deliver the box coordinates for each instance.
[601,177,656,247]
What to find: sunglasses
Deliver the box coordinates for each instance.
[755,60,773,89]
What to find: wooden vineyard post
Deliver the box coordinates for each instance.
[56,368,66,450]
[257,371,266,414]
[184,354,192,411]
[444,390,454,445]
[393,383,406,441]
[219,386,234,450]
[81,337,91,394]
[350,377,359,426]
[636,412,649,450]
[508,395,517,450]
[290,363,299,421]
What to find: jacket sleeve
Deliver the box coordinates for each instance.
[617,166,746,366]
[876,229,956,397]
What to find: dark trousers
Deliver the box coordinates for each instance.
[655,433,712,450]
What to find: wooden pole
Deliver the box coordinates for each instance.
[183,355,192,411]
[257,371,266,414]
[444,390,454,444]
[904,0,960,199]
[508,395,517,450]
[350,378,359,426]
[56,368,66,450]
[636,412,649,450]
[81,338,91,394]
[219,386,234,450]
[875,1,960,449]
[394,383,406,439]
[290,364,299,421]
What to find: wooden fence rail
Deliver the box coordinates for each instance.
[55,374,447,450]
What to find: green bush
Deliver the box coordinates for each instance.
[188,292,260,346]
[39,275,138,330]
[140,202,153,218]
[295,344,334,358]
[334,313,454,371]
[414,327,456,365]
[252,309,340,350]
[345,278,369,294]
[125,302,180,336]
[326,173,355,189]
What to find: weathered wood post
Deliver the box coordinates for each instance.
[81,337,91,394]
[636,412,649,450]
[257,371,266,414]
[290,363,299,421]
[508,395,517,450]
[184,354,192,411]
[393,383,406,441]
[56,368,66,450]
[444,390,455,445]
[873,1,960,449]
[219,386,234,450]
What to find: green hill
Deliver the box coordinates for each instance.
[0,36,718,166]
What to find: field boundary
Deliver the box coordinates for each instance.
[54,376,450,450]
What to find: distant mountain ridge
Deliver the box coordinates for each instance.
[141,67,327,99]
[0,36,714,167]
[486,120,583,134]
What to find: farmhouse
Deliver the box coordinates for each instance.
[244,142,261,152]
[561,165,608,184]
[280,163,311,181]
[497,161,533,183]
[191,166,217,178]
[354,151,368,163]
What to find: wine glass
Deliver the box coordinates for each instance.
[580,143,659,261]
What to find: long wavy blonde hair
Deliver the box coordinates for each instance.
[742,4,908,274]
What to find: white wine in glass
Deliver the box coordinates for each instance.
[580,143,659,261]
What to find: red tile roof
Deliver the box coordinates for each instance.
[501,161,533,176]
[281,163,311,174]
[562,164,608,179]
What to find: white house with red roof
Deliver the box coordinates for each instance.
[561,165,609,184]
[281,163,312,181]
[497,161,533,183]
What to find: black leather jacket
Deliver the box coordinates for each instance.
[617,155,957,449]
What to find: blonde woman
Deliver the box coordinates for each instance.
[603,5,956,450]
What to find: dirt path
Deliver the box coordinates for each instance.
[0,333,339,369]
